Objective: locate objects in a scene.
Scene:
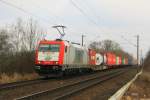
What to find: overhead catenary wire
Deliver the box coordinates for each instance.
[70,0,137,48]
[121,35,137,47]
[77,0,137,48]
[0,0,83,42]
[0,0,138,48]
[69,0,113,42]
[0,0,56,25]
[70,0,99,27]
[28,0,66,25]
[76,0,101,23]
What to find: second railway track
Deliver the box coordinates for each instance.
[0,78,49,90]
[15,69,125,100]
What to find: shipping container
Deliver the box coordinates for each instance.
[105,52,116,68]
[88,49,96,65]
[116,56,122,65]
[95,53,103,65]
[119,57,122,65]
[103,54,107,64]
[125,58,128,65]
[122,57,126,65]
[128,56,133,65]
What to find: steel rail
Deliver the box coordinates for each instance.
[54,71,125,100]
[0,78,47,90]
[15,70,125,100]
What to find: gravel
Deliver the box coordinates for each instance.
[64,67,139,100]
[0,68,125,100]
[122,70,150,100]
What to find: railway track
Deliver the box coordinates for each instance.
[0,78,48,91]
[15,70,125,100]
[0,67,132,91]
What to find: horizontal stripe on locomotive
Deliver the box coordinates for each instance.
[35,64,109,71]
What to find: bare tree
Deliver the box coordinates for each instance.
[89,41,101,51]
[9,18,25,52]
[0,18,46,74]
[9,18,45,52]
[101,40,121,51]
[25,18,45,51]
[89,39,133,57]
[144,50,150,71]
[0,29,11,54]
[89,40,122,52]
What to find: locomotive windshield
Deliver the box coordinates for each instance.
[38,44,60,52]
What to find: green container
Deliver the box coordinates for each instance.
[116,56,119,65]
[122,57,125,64]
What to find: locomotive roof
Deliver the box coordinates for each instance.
[64,40,88,50]
[39,39,88,50]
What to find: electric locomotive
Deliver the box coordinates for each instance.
[35,39,95,76]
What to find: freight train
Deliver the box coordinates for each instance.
[35,39,134,77]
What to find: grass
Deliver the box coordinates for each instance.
[0,72,39,84]
[139,70,150,82]
[122,70,150,100]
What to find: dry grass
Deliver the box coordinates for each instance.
[139,71,150,82]
[0,73,39,84]
[122,71,150,100]
[122,51,150,100]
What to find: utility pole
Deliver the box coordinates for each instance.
[82,35,85,46]
[140,49,143,66]
[137,35,139,66]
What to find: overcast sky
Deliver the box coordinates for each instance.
[0,0,150,58]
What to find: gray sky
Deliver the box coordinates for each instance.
[0,0,150,58]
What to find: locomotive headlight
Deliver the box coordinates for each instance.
[56,62,58,64]
[38,61,41,64]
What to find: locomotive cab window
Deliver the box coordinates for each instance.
[38,44,60,52]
